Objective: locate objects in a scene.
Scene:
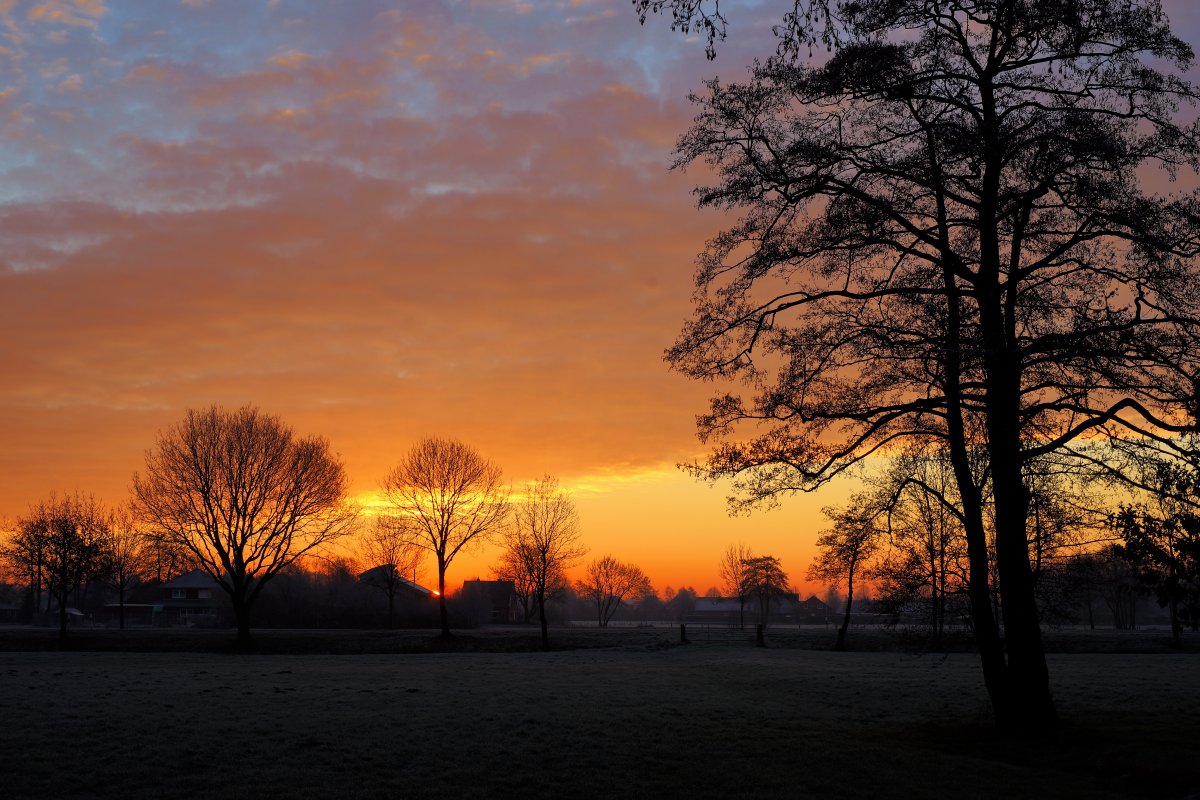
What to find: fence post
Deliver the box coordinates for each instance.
[680,623,688,644]
[756,623,765,647]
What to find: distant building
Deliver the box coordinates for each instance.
[458,579,517,624]
[797,595,833,623]
[356,565,436,602]
[159,569,223,626]
[690,593,806,625]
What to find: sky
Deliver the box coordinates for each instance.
[1,0,1198,596]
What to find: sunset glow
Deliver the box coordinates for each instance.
[4,1,1196,596]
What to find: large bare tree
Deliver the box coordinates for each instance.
[575,555,653,628]
[501,475,586,650]
[133,405,356,648]
[380,437,509,637]
[638,0,1200,732]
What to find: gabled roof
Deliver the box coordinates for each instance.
[161,569,220,590]
[357,565,433,596]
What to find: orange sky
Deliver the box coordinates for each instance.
[2,1,1197,596]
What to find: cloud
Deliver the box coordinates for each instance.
[27,0,106,29]
[0,0,756,532]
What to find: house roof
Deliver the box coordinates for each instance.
[357,565,433,596]
[695,597,744,613]
[161,569,220,590]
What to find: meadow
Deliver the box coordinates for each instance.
[0,628,1196,799]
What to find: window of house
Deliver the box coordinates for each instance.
[171,589,185,599]
[198,590,212,599]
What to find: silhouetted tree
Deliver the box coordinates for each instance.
[380,437,509,637]
[808,499,882,650]
[141,527,194,584]
[638,0,1200,733]
[14,493,108,639]
[500,475,586,649]
[1,516,45,619]
[718,542,753,628]
[102,506,150,630]
[1115,507,1200,643]
[358,517,424,629]
[133,405,356,648]
[576,555,653,627]
[743,555,789,627]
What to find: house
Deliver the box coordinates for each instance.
[797,594,833,623]
[457,579,517,624]
[159,569,223,626]
[357,565,436,602]
[690,593,804,625]
[692,597,746,624]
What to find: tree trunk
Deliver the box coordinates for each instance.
[1170,597,1181,645]
[438,564,450,637]
[836,577,853,651]
[118,583,126,631]
[387,590,395,630]
[233,596,253,650]
[976,70,1057,736]
[58,597,68,640]
[537,590,549,651]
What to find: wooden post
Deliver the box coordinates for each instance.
[756,623,765,647]
[680,623,689,644]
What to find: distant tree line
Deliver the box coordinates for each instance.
[0,404,672,649]
[807,441,1200,647]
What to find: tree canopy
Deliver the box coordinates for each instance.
[641,0,1200,733]
[133,405,355,648]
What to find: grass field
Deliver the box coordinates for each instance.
[0,628,1197,798]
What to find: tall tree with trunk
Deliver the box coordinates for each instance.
[133,405,356,649]
[743,554,790,627]
[103,506,150,631]
[637,0,1200,733]
[718,542,753,628]
[357,517,424,629]
[575,555,653,627]
[501,475,586,649]
[808,499,882,650]
[13,493,108,639]
[380,437,509,637]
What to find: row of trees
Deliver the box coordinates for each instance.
[1,405,663,650]
[806,444,1200,650]
[0,493,193,637]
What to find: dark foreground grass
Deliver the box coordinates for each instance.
[0,643,1196,799]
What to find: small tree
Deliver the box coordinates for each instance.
[743,554,789,627]
[357,517,424,629]
[493,547,538,624]
[501,475,586,650]
[16,493,108,639]
[575,555,653,628]
[133,405,356,648]
[380,437,509,637]
[808,499,882,651]
[1115,508,1200,643]
[718,542,753,628]
[102,506,150,630]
